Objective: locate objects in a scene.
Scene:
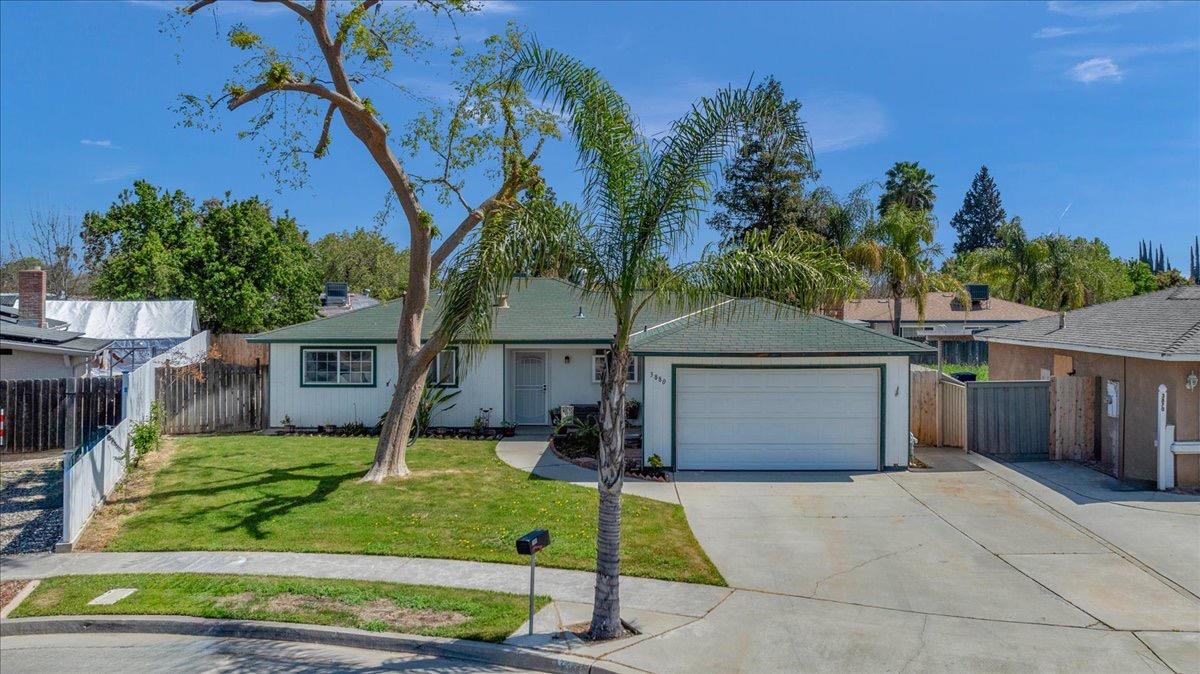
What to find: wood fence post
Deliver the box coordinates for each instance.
[63,377,79,452]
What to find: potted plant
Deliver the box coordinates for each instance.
[281,415,295,434]
[501,420,517,437]
[626,399,641,420]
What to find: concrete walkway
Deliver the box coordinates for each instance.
[496,437,680,504]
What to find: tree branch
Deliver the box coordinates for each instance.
[430,194,498,271]
[314,102,337,157]
[228,81,358,112]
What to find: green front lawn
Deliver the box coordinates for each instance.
[11,573,542,643]
[104,435,723,585]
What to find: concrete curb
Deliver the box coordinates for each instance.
[0,580,39,619]
[0,615,643,674]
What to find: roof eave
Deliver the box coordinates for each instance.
[977,335,1199,362]
[630,349,932,357]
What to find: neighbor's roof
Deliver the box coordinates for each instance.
[42,299,199,339]
[248,277,683,344]
[0,320,112,354]
[630,298,934,356]
[977,287,1200,361]
[842,293,1055,324]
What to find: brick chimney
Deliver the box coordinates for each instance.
[17,268,46,328]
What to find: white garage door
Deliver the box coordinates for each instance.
[675,367,881,470]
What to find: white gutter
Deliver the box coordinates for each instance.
[978,335,1199,362]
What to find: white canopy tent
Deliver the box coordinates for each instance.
[44,300,199,339]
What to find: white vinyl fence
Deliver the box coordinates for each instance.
[60,331,209,548]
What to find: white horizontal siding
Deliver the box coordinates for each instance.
[501,346,642,424]
[267,343,503,428]
[642,355,911,469]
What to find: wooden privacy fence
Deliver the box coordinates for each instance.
[0,377,122,453]
[154,360,267,434]
[1049,375,1100,464]
[210,333,270,366]
[966,380,1051,459]
[910,369,967,447]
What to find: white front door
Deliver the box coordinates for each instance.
[513,351,547,425]
[675,367,881,470]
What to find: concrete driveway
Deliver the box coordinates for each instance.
[602,448,1200,673]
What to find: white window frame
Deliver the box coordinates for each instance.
[301,347,375,386]
[427,348,459,388]
[592,354,638,384]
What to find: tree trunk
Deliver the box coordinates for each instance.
[362,365,425,482]
[590,347,628,640]
[892,294,903,336]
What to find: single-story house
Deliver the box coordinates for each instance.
[842,285,1054,364]
[249,278,933,471]
[978,287,1200,486]
[1,270,111,379]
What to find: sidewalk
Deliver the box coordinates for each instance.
[0,550,729,619]
[495,437,680,504]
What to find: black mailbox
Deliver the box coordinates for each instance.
[516,529,551,555]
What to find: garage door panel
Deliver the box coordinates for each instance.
[675,367,881,471]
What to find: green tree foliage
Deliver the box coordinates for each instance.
[1155,268,1189,290]
[950,165,1006,254]
[82,181,321,333]
[948,218,1132,310]
[313,228,410,300]
[1190,236,1199,282]
[707,76,820,244]
[1126,260,1157,295]
[0,255,45,292]
[878,161,936,215]
[875,204,961,334]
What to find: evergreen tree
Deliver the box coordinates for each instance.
[950,165,1007,254]
[708,76,820,244]
[1190,236,1199,282]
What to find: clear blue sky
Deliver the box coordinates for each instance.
[2,0,1197,265]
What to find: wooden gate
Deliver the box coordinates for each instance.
[155,360,267,434]
[966,380,1051,459]
[910,369,966,448]
[1049,375,1100,463]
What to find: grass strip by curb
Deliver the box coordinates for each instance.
[9,573,548,644]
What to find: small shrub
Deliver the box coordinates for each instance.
[129,401,165,465]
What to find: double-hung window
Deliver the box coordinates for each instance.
[301,347,375,386]
[592,354,638,383]
[427,349,459,387]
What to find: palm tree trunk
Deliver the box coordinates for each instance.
[590,347,628,639]
[891,294,903,336]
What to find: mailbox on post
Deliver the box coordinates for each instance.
[516,529,551,635]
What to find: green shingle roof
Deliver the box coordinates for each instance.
[629,298,935,356]
[250,279,933,356]
[248,277,681,344]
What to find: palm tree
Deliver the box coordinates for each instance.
[876,204,960,335]
[879,161,937,215]
[436,48,860,640]
[963,217,1043,305]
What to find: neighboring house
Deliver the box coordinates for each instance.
[0,269,111,379]
[249,277,932,471]
[41,298,199,373]
[978,287,1200,486]
[841,285,1054,364]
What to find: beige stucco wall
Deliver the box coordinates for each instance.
[989,342,1200,486]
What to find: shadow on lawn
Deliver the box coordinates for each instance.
[129,461,362,540]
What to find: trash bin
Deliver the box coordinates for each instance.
[951,372,977,382]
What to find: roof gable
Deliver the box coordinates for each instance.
[630,298,934,356]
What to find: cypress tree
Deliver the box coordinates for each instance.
[950,165,1007,254]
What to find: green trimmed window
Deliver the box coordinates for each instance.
[427,349,458,387]
[301,347,375,386]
